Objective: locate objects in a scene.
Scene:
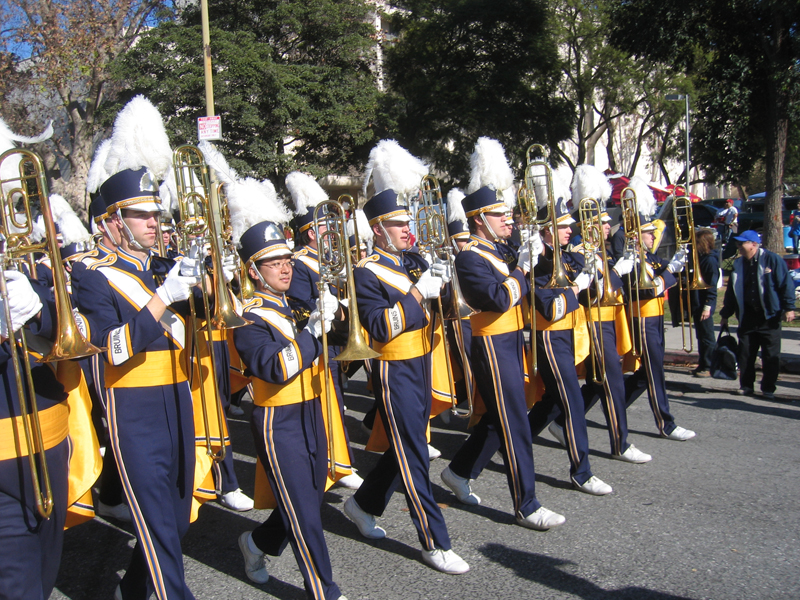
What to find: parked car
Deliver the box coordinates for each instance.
[737,196,800,233]
[653,197,721,258]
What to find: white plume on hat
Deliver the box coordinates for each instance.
[228,176,291,247]
[467,137,514,195]
[198,141,239,187]
[49,194,90,245]
[627,175,656,217]
[446,188,467,226]
[285,171,328,218]
[571,164,611,208]
[346,209,373,244]
[363,139,428,200]
[103,95,173,181]
[86,139,112,194]
[0,117,53,150]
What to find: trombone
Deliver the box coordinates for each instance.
[0,148,103,518]
[313,200,380,476]
[416,175,475,418]
[173,145,250,462]
[621,186,657,359]
[672,193,711,353]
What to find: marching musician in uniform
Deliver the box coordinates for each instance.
[546,166,652,464]
[526,198,615,495]
[623,216,696,441]
[284,171,361,490]
[343,186,470,574]
[0,269,69,599]
[441,178,566,529]
[232,211,348,599]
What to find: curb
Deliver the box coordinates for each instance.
[664,350,800,374]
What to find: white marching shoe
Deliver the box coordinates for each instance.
[219,489,254,512]
[516,506,566,531]
[663,426,696,441]
[427,444,442,460]
[97,501,132,522]
[572,476,612,496]
[334,470,364,490]
[344,496,386,539]
[238,531,269,584]
[613,444,652,464]
[440,466,481,505]
[420,548,470,574]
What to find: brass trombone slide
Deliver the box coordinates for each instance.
[578,197,608,385]
[313,200,380,477]
[0,148,103,518]
[173,145,249,462]
[417,175,474,419]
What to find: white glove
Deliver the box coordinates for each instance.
[573,271,593,292]
[530,231,544,256]
[179,255,203,278]
[156,262,200,305]
[304,309,331,338]
[613,255,635,277]
[221,254,237,283]
[319,288,339,321]
[1,271,43,333]
[517,245,532,273]
[667,250,687,274]
[430,259,452,284]
[414,268,444,300]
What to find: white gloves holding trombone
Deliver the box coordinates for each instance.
[0,271,42,335]
[306,288,338,338]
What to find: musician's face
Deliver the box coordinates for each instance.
[376,220,411,251]
[116,209,159,249]
[162,230,172,248]
[641,230,655,251]
[483,212,512,239]
[252,256,293,293]
[602,222,611,239]
[557,224,571,246]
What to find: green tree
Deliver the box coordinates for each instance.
[382,0,574,185]
[0,0,166,215]
[608,0,800,253]
[107,0,381,186]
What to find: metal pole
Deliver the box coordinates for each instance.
[200,0,214,118]
[684,95,690,193]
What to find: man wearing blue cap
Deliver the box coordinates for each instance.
[720,230,796,399]
[75,167,211,600]
[342,188,470,575]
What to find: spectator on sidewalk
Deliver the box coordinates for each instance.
[719,231,796,399]
[789,201,800,254]
[692,228,721,377]
[715,199,738,244]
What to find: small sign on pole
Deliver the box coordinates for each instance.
[197,115,222,141]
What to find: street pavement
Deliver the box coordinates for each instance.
[52,322,800,599]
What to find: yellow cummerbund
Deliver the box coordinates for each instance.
[536,310,581,332]
[372,325,432,361]
[0,401,69,461]
[586,305,619,322]
[105,350,189,388]
[471,305,524,337]
[251,361,323,407]
[632,298,664,318]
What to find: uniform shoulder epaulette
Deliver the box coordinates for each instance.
[464,240,481,252]
[243,296,262,311]
[356,254,380,268]
[74,248,100,263]
[293,247,309,258]
[87,253,117,270]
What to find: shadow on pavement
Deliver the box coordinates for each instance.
[480,543,693,600]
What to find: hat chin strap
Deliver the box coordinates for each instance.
[253,265,283,296]
[120,216,148,251]
[479,213,501,243]
[378,222,399,253]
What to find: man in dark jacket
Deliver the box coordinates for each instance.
[720,230,796,399]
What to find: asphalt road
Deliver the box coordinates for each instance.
[52,366,800,600]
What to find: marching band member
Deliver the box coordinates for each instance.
[284,171,360,489]
[343,139,468,574]
[526,197,615,495]
[230,180,348,600]
[547,165,651,464]
[0,270,69,599]
[75,96,202,600]
[622,213,696,441]
[441,138,565,528]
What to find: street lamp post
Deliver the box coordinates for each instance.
[666,93,690,192]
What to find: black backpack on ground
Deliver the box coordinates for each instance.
[711,324,738,380]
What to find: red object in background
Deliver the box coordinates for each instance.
[604,171,671,205]
[784,255,800,270]
[665,184,703,203]
[408,232,416,246]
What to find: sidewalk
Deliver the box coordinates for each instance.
[663,320,800,374]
